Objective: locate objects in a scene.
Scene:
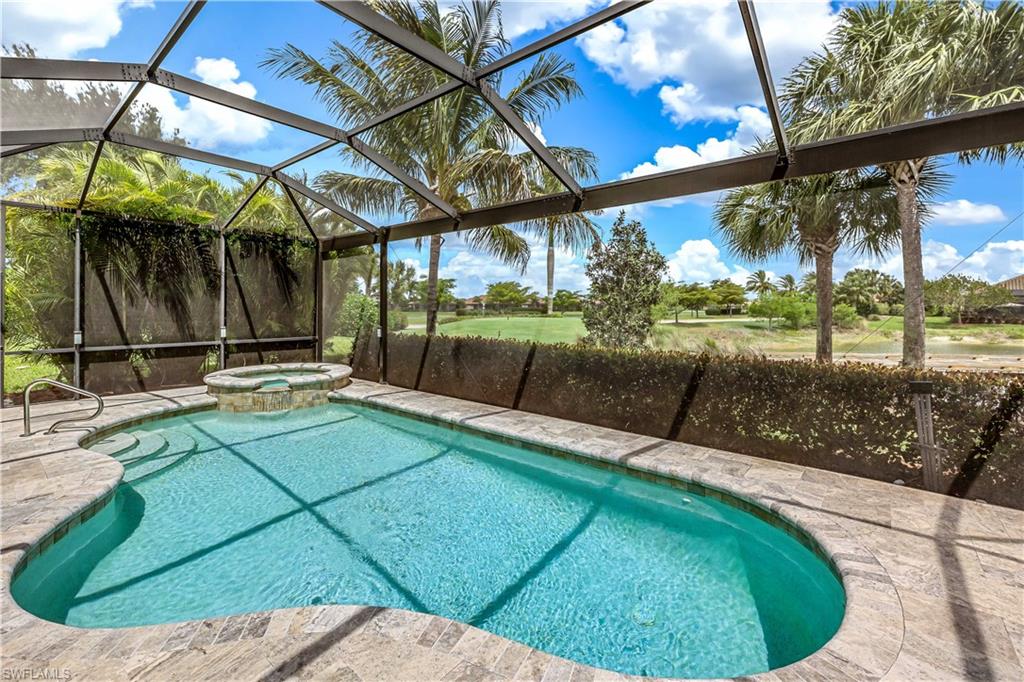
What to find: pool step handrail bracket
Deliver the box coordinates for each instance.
[22,379,105,437]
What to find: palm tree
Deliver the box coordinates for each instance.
[523,175,600,314]
[776,274,798,294]
[745,270,776,298]
[782,0,1024,367]
[263,0,596,334]
[798,272,817,297]
[716,166,911,363]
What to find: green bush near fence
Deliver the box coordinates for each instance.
[351,331,1024,508]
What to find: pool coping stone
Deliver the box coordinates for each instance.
[1,381,1021,681]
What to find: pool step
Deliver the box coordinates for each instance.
[90,432,139,458]
[118,431,171,467]
[123,431,198,484]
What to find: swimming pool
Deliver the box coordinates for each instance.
[12,402,844,679]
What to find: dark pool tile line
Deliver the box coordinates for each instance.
[12,487,116,581]
[329,394,839,580]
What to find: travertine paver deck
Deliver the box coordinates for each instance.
[1,382,1021,681]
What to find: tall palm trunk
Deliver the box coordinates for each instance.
[546,227,555,315]
[813,244,835,363]
[891,159,927,368]
[425,233,442,335]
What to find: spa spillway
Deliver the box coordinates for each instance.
[203,362,352,412]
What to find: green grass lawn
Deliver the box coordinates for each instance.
[395,313,1024,356]
[401,310,457,327]
[3,353,64,394]
[434,316,587,344]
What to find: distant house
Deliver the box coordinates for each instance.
[963,275,1024,323]
[996,275,1024,304]
[461,295,488,311]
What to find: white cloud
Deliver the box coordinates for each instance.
[864,239,1024,283]
[619,106,772,209]
[577,0,837,126]
[665,238,757,285]
[435,0,602,40]
[509,121,547,155]
[1,0,152,58]
[499,1,605,40]
[135,57,272,150]
[929,199,1007,226]
[623,106,771,181]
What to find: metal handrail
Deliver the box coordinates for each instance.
[22,379,104,437]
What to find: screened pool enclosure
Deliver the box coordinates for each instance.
[2,0,1022,398]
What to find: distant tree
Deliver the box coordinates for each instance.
[925,274,1014,323]
[678,282,718,318]
[832,303,861,329]
[336,293,378,336]
[875,272,904,306]
[552,289,582,311]
[583,211,667,348]
[799,272,817,297]
[387,259,418,307]
[710,279,747,316]
[411,277,456,308]
[715,156,906,363]
[748,293,787,330]
[776,274,798,293]
[835,268,903,316]
[835,269,877,316]
[486,281,534,312]
[783,0,1021,366]
[777,294,816,330]
[657,283,686,323]
[524,175,601,314]
[745,269,776,297]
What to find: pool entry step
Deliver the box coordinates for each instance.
[91,429,198,484]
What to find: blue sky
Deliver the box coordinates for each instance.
[3,0,1021,297]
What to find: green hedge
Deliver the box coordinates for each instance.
[351,332,1023,509]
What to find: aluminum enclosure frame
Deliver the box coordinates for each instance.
[3,0,1024,388]
[2,0,1020,255]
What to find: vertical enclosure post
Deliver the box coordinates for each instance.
[910,380,943,492]
[315,242,324,362]
[378,233,389,384]
[218,231,227,369]
[73,212,83,388]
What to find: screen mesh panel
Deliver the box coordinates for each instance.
[82,346,216,395]
[225,339,316,368]
[1,79,132,131]
[322,246,377,364]
[3,207,76,349]
[225,231,316,341]
[81,215,220,346]
[2,142,98,205]
[3,352,74,403]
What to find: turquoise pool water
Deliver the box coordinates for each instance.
[13,404,844,678]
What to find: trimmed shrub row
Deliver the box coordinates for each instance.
[351,331,1023,509]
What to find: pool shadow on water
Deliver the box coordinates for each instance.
[65,445,451,610]
[468,487,610,627]
[15,487,146,622]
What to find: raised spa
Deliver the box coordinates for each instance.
[13,403,844,679]
[203,362,351,411]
